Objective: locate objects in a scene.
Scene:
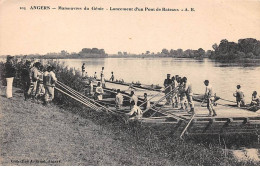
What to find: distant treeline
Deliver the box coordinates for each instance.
[0,48,108,59]
[1,38,259,62]
[209,38,260,61]
[117,48,209,58]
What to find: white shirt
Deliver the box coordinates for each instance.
[116,93,123,105]
[95,86,103,100]
[130,94,138,105]
[128,105,143,116]
[184,81,193,95]
[205,84,214,98]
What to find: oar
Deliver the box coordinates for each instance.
[139,85,173,107]
[180,113,196,139]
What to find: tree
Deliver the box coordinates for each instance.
[61,50,68,56]
[198,48,205,57]
[99,49,105,55]
[176,49,183,57]
[81,48,92,53]
[145,51,150,55]
[118,51,122,55]
[91,48,99,54]
[161,49,169,55]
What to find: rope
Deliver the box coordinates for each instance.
[55,85,127,123]
[56,82,100,110]
[55,87,99,111]
[149,102,168,117]
[142,86,180,114]
[56,81,118,115]
[139,84,173,107]
[219,98,237,103]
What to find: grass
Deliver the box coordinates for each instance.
[1,60,260,166]
[1,87,260,165]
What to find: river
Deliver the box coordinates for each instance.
[57,57,260,103]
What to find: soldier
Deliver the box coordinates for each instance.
[130,91,138,109]
[204,80,217,117]
[110,72,114,81]
[163,74,172,105]
[43,66,57,105]
[115,89,123,110]
[4,56,16,99]
[21,60,31,100]
[143,93,150,110]
[94,82,104,101]
[35,65,45,102]
[81,63,86,77]
[182,77,195,114]
[126,101,143,119]
[94,72,97,79]
[28,62,41,99]
[233,85,245,107]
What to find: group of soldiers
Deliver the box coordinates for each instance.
[20,61,57,105]
[164,74,217,116]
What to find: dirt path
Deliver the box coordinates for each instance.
[0,87,174,166]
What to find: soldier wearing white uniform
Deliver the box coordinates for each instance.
[183,77,195,114]
[126,101,143,119]
[204,80,217,116]
[130,91,138,109]
[95,82,104,100]
[115,89,124,110]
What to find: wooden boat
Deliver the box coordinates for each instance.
[56,79,260,138]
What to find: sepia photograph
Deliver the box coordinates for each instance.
[0,0,260,166]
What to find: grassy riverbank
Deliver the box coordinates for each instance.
[0,86,260,166]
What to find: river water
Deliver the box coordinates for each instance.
[59,57,260,103]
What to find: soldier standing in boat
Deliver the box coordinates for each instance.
[179,78,188,110]
[233,85,245,107]
[130,91,138,109]
[176,76,182,108]
[171,76,178,108]
[204,80,217,117]
[110,72,114,81]
[94,72,97,79]
[81,63,86,77]
[100,67,104,77]
[182,77,195,114]
[143,93,150,110]
[251,91,260,106]
[94,82,104,101]
[100,67,106,88]
[164,74,173,105]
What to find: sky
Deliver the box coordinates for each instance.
[0,0,260,55]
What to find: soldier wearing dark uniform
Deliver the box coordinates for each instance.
[21,60,31,100]
[164,74,173,105]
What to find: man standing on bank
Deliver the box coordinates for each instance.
[21,60,31,100]
[43,66,57,105]
[204,80,217,117]
[4,56,16,99]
